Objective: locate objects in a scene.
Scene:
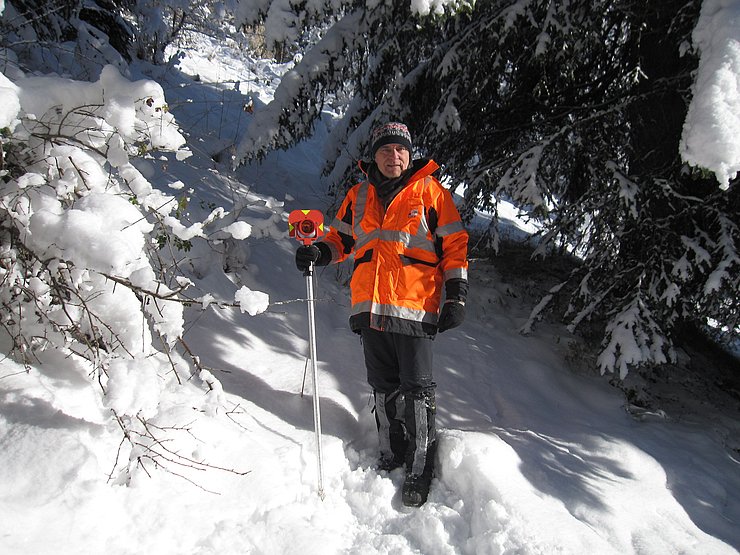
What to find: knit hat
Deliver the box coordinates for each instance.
[370,122,412,157]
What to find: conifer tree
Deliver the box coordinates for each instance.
[235,0,738,377]
[2,0,234,68]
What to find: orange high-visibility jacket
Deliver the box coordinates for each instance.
[322,159,468,337]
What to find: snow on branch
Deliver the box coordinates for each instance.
[597,296,673,380]
[680,0,740,189]
[498,142,548,210]
[704,213,740,296]
[0,63,273,485]
[233,9,366,164]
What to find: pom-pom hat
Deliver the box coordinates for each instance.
[370,122,412,157]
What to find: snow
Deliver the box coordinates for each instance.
[410,0,467,16]
[29,192,152,276]
[105,355,165,419]
[235,285,270,315]
[223,220,253,240]
[681,0,740,188]
[1,6,739,555]
[0,71,19,129]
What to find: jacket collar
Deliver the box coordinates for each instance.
[358,158,439,183]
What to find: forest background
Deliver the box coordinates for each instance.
[0,1,739,553]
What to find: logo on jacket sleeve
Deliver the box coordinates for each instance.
[408,208,419,218]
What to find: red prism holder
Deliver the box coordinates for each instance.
[289,209,325,245]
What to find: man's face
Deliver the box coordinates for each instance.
[374,144,410,178]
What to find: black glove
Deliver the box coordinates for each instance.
[296,244,321,272]
[437,301,465,332]
[295,242,332,273]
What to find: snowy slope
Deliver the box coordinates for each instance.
[0,36,739,555]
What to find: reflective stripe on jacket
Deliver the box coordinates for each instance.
[322,159,468,337]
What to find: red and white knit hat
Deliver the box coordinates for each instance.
[370,122,412,157]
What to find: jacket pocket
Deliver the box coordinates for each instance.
[396,253,442,305]
[399,253,437,268]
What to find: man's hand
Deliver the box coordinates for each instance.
[295,244,321,272]
[437,301,465,332]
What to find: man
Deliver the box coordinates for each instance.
[295,122,469,507]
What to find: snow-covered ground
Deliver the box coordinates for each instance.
[1,32,739,555]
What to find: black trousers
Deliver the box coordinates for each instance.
[360,328,435,394]
[362,328,437,476]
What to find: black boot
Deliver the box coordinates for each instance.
[373,390,407,471]
[402,442,436,507]
[402,389,436,507]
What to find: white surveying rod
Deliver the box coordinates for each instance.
[305,260,325,500]
[288,209,326,500]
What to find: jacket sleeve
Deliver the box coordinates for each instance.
[320,186,357,264]
[430,182,469,294]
